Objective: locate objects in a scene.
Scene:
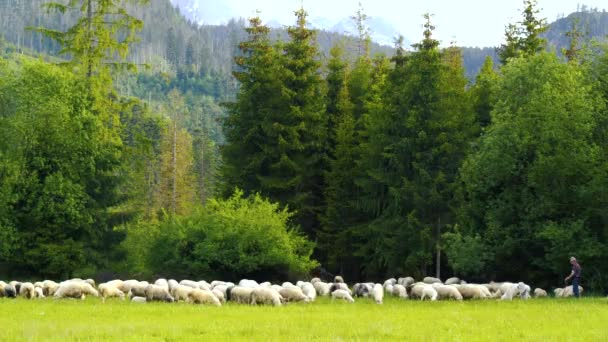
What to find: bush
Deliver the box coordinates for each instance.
[122,190,318,280]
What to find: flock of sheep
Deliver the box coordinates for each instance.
[0,276,583,306]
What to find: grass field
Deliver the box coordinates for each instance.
[1,297,607,341]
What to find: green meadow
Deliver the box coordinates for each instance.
[1,297,606,341]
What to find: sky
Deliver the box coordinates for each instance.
[216,0,607,47]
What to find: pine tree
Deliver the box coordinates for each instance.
[498,0,547,64]
[471,56,499,128]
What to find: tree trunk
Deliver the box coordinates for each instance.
[171,119,177,216]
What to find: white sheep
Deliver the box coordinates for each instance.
[445,277,462,285]
[188,289,221,306]
[210,280,226,288]
[423,277,442,284]
[353,283,372,297]
[282,282,297,289]
[145,284,174,302]
[534,288,547,298]
[398,277,415,287]
[554,285,584,297]
[171,284,194,302]
[432,283,463,301]
[168,279,179,292]
[154,279,169,292]
[1,282,17,298]
[310,277,321,284]
[34,287,45,299]
[279,287,309,303]
[384,284,394,294]
[250,287,282,306]
[372,284,384,304]
[501,282,529,301]
[54,281,99,299]
[383,278,397,287]
[212,289,226,304]
[330,282,351,294]
[300,282,317,301]
[453,284,490,300]
[313,281,331,296]
[227,286,254,304]
[331,289,354,303]
[334,276,344,283]
[98,283,125,302]
[19,282,36,299]
[42,280,59,296]
[238,279,259,288]
[392,284,408,299]
[128,283,149,299]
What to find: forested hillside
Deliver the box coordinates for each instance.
[1,0,608,293]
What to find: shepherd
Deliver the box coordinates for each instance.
[564,256,582,298]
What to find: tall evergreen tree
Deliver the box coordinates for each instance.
[498,0,547,64]
[470,56,499,128]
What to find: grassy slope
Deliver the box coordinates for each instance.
[1,297,607,341]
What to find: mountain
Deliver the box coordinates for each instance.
[169,0,235,25]
[326,16,410,47]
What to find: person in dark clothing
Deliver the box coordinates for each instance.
[564,257,582,298]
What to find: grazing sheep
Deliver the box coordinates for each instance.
[19,282,36,299]
[188,289,221,306]
[0,281,7,297]
[384,284,394,294]
[310,277,321,284]
[282,282,297,289]
[54,281,99,299]
[300,282,317,301]
[42,280,59,296]
[84,279,96,288]
[334,276,344,283]
[353,283,371,298]
[3,284,17,298]
[410,284,436,300]
[279,287,309,303]
[10,281,22,295]
[331,289,355,303]
[128,283,149,299]
[227,286,254,304]
[392,284,408,299]
[98,283,125,302]
[313,281,331,296]
[212,289,226,304]
[171,284,193,302]
[168,279,179,292]
[180,280,199,289]
[534,288,547,298]
[34,282,44,289]
[34,286,45,298]
[259,282,272,287]
[453,284,490,300]
[432,284,463,301]
[154,279,169,292]
[131,296,147,303]
[120,280,140,294]
[445,277,462,285]
[250,287,282,306]
[145,285,174,303]
[372,284,384,304]
[329,282,351,295]
[211,281,226,288]
[423,277,442,284]
[398,277,415,287]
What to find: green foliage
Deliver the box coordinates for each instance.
[498,0,547,64]
[125,190,318,280]
[459,52,608,286]
[443,230,492,277]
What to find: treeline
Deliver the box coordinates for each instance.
[220,1,608,291]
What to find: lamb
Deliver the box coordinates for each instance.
[226,286,254,304]
[331,289,355,303]
[145,284,174,303]
[445,277,462,285]
[98,283,125,302]
[372,284,384,304]
[187,289,221,306]
[250,287,282,306]
[313,281,331,296]
[19,282,36,299]
[54,281,99,299]
[534,288,548,298]
[432,283,463,301]
[300,282,317,301]
[279,287,310,303]
[423,277,442,284]
[334,276,344,283]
